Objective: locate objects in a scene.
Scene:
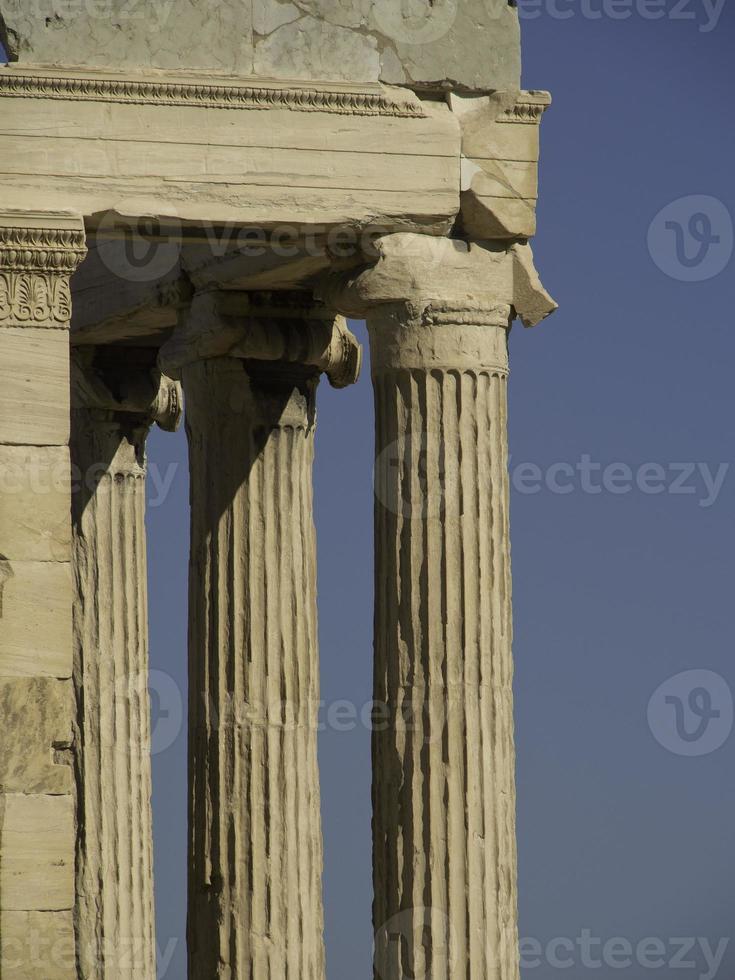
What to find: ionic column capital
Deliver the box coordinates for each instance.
[0,211,87,328]
[320,233,557,332]
[71,348,182,433]
[159,289,362,390]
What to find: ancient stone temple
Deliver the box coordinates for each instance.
[0,2,556,977]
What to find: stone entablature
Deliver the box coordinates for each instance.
[0,64,549,241]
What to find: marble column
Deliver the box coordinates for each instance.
[160,291,361,980]
[71,348,181,979]
[324,234,556,980]
[0,211,87,979]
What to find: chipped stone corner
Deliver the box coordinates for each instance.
[0,10,19,61]
[451,89,553,241]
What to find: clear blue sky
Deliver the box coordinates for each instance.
[4,3,733,976]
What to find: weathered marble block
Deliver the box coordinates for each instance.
[0,676,73,794]
[0,329,70,446]
[0,447,71,561]
[0,559,73,678]
[0,911,75,980]
[0,0,520,92]
[0,794,75,911]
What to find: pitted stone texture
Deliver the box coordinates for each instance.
[1,0,520,91]
[0,677,73,794]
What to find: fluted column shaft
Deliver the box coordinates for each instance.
[162,290,360,980]
[323,233,555,980]
[72,413,156,979]
[184,357,325,979]
[370,302,518,980]
[71,353,181,979]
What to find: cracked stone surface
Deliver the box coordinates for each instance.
[0,0,520,91]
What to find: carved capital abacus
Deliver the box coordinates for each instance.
[0,214,88,328]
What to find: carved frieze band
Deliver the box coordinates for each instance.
[499,91,552,124]
[0,225,88,327]
[0,71,426,118]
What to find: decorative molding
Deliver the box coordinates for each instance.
[498,91,552,124]
[0,225,88,273]
[422,301,512,327]
[0,70,426,118]
[0,224,87,327]
[0,271,72,326]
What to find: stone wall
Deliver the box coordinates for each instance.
[0,0,519,92]
[0,213,87,980]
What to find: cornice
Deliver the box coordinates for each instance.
[0,68,426,118]
[498,91,552,124]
